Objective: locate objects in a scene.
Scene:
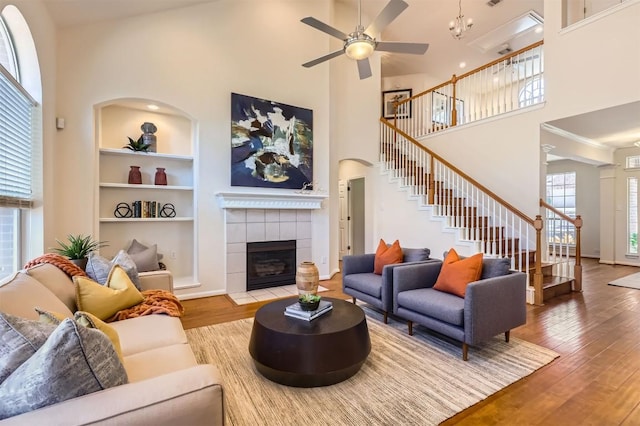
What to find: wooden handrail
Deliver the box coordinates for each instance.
[457,40,544,80]
[540,199,578,224]
[394,40,544,108]
[381,117,535,227]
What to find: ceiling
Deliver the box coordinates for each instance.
[43,0,545,81]
[546,102,640,149]
[40,0,639,157]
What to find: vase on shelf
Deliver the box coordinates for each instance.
[141,122,157,153]
[296,261,319,296]
[128,166,142,184]
[154,167,167,185]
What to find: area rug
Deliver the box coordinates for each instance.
[186,310,558,425]
[608,272,640,289]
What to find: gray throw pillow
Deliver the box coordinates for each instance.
[481,257,511,280]
[403,248,430,262]
[0,318,128,420]
[0,313,56,383]
[85,250,141,289]
[127,244,160,272]
[127,238,163,261]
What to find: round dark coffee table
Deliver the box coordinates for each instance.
[248,297,371,387]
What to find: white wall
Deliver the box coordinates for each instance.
[543,0,640,120]
[422,108,545,218]
[53,0,335,298]
[329,0,381,275]
[546,159,601,258]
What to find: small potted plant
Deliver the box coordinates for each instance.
[298,294,321,311]
[123,135,152,152]
[52,234,108,270]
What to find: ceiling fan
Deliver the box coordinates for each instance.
[301,0,429,80]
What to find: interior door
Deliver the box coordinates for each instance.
[338,180,348,259]
[349,178,365,256]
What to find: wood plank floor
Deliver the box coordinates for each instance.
[180,258,640,425]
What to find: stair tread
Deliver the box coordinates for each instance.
[542,275,573,288]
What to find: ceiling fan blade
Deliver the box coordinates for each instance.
[301,17,348,40]
[302,50,345,68]
[375,41,429,55]
[357,58,372,80]
[364,0,408,37]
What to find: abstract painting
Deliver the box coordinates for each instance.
[231,93,313,189]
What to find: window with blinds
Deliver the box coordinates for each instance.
[0,6,38,280]
[0,66,35,208]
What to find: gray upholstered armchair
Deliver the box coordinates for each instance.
[392,258,526,360]
[342,247,434,324]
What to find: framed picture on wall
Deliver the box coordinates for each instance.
[382,89,412,119]
[432,91,448,125]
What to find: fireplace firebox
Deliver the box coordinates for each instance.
[246,240,296,291]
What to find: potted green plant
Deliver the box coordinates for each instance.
[53,234,108,269]
[298,294,321,311]
[123,135,151,152]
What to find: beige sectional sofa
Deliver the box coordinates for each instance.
[0,263,223,425]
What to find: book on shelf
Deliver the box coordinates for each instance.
[131,200,162,218]
[284,300,333,321]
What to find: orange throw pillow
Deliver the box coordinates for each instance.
[433,249,483,297]
[374,239,403,275]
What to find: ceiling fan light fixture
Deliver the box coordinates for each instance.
[345,37,376,61]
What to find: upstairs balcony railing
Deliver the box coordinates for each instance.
[390,41,544,138]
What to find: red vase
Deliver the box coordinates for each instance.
[154,167,167,185]
[128,166,142,184]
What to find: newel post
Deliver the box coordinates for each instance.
[573,215,583,292]
[451,74,458,127]
[533,215,544,306]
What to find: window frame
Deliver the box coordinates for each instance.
[0,8,38,280]
[519,76,545,108]
[545,171,577,246]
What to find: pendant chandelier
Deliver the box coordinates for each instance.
[449,0,473,40]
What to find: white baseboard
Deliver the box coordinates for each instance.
[526,286,536,305]
[176,289,226,301]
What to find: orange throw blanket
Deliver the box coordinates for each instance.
[108,289,184,322]
[24,253,88,279]
[24,253,184,320]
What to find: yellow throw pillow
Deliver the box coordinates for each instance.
[35,308,68,324]
[34,308,123,361]
[74,265,145,321]
[74,311,123,360]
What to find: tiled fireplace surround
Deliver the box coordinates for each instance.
[218,192,326,295]
[224,208,313,294]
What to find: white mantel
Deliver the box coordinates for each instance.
[216,192,327,210]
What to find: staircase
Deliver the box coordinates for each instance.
[379,127,580,305]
